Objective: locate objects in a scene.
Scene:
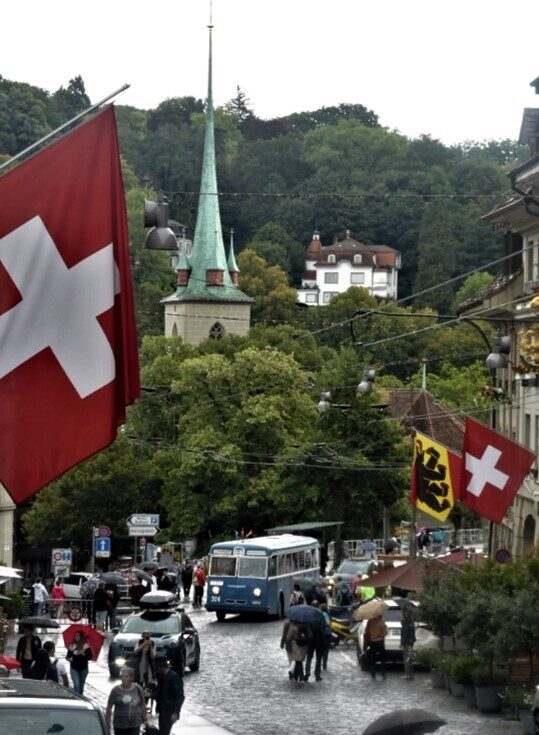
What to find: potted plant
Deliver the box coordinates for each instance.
[501,684,535,734]
[472,667,507,713]
[448,654,478,699]
[2,590,25,628]
[413,648,444,688]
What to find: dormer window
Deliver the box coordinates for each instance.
[328,254,336,264]
[353,254,362,264]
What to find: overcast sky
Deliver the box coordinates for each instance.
[3,0,538,145]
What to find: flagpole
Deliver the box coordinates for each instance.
[0,84,130,174]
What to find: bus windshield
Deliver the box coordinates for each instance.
[237,557,267,579]
[210,556,237,576]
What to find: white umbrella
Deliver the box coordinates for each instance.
[353,599,389,621]
[0,566,23,583]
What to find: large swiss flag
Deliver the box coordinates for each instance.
[460,417,535,523]
[0,107,140,503]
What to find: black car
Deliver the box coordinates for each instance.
[108,591,200,677]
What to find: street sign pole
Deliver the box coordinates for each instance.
[91,527,96,574]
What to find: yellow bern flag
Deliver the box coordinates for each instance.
[409,430,463,522]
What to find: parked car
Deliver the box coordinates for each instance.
[356,598,438,667]
[0,679,107,734]
[54,572,93,599]
[108,591,200,678]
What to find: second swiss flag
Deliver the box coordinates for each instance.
[460,417,535,523]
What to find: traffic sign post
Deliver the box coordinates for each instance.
[127,514,160,527]
[95,537,111,558]
[127,514,159,565]
[52,548,72,567]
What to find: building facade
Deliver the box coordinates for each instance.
[161,26,252,344]
[296,229,400,306]
[459,77,539,557]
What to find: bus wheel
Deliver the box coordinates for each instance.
[216,611,226,622]
[279,594,285,618]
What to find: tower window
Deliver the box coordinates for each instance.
[209,321,226,339]
[327,254,336,264]
[353,254,362,264]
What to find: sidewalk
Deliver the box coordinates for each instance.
[4,630,235,735]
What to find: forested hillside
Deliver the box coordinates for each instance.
[0,75,528,310]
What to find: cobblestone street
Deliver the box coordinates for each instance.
[5,605,522,735]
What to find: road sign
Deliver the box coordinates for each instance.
[128,525,159,537]
[52,548,72,566]
[127,514,160,527]
[95,537,111,557]
[97,525,111,538]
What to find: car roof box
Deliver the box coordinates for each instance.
[139,591,178,610]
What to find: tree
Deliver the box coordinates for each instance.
[224,86,253,124]
[22,436,162,566]
[52,76,90,121]
[453,271,495,310]
[237,249,298,323]
[247,221,305,283]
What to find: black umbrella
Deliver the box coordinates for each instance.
[286,604,323,626]
[19,616,61,629]
[99,572,125,587]
[363,709,446,735]
[132,568,153,585]
[139,562,159,571]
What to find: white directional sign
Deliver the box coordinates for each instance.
[127,514,160,527]
[128,525,159,537]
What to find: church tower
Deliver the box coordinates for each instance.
[162,23,252,344]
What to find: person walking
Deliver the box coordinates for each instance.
[319,602,332,671]
[304,603,324,682]
[364,614,388,680]
[106,666,148,735]
[16,625,41,678]
[32,578,49,616]
[44,641,69,687]
[280,619,310,682]
[155,655,184,735]
[50,579,66,620]
[66,630,92,695]
[106,583,120,631]
[400,603,416,680]
[289,583,304,607]
[180,559,193,600]
[93,582,109,631]
[134,630,156,691]
[192,563,205,608]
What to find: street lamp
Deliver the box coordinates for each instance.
[357,369,376,394]
[485,333,512,369]
[144,199,178,251]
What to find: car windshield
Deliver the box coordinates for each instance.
[337,561,371,575]
[122,615,180,635]
[237,557,267,579]
[0,707,104,734]
[209,557,237,577]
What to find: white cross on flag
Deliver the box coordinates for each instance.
[460,417,536,523]
[0,107,140,503]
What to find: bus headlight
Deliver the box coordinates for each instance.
[253,587,261,597]
[115,656,126,665]
[212,586,221,595]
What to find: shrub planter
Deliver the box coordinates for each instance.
[518,709,534,735]
[430,669,445,688]
[475,686,502,713]
[463,684,477,708]
[450,678,465,698]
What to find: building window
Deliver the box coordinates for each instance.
[327,254,336,264]
[324,272,338,284]
[322,292,339,304]
[350,273,365,285]
[526,240,535,281]
[373,272,387,283]
[305,293,318,303]
[525,413,531,448]
[209,321,225,339]
[353,254,362,264]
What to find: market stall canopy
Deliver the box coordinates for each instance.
[357,557,460,593]
[0,566,22,583]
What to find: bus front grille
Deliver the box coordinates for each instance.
[225,599,246,604]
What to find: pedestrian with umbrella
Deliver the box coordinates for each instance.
[64,628,97,695]
[362,708,446,735]
[281,604,321,682]
[355,600,389,680]
[398,599,416,680]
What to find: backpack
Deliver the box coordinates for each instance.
[46,659,59,683]
[294,626,310,647]
[291,590,304,606]
[341,583,353,606]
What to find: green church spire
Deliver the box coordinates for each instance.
[169,22,251,304]
[227,228,239,273]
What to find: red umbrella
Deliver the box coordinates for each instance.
[62,624,105,660]
[0,655,21,671]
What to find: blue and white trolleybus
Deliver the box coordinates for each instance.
[206,534,320,621]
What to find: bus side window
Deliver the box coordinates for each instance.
[277,554,285,576]
[268,556,277,577]
[304,550,311,569]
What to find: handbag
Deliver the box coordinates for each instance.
[144,725,160,735]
